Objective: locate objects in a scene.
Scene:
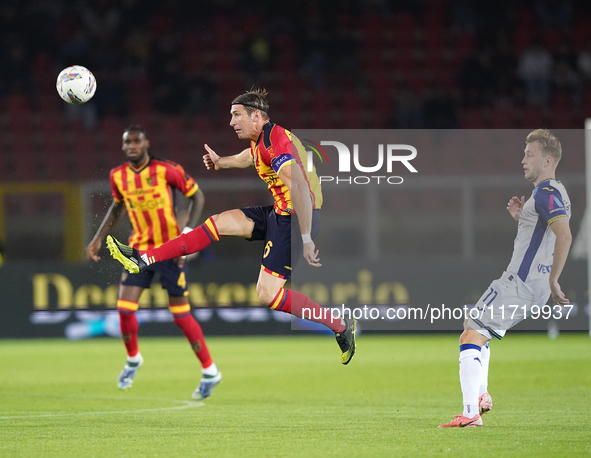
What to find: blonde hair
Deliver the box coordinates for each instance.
[526,129,562,163]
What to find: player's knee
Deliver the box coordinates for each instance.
[256,283,279,307]
[460,329,486,346]
[459,330,471,344]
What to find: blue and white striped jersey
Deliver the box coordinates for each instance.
[506,179,571,296]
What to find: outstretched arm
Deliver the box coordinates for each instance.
[86,201,126,261]
[548,217,572,305]
[278,163,321,267]
[203,145,254,170]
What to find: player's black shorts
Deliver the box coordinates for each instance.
[240,205,321,279]
[121,258,188,297]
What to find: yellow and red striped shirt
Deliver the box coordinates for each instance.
[251,122,322,215]
[110,158,198,250]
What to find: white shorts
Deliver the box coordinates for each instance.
[467,272,550,340]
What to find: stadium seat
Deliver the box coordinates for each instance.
[512,28,536,53]
[0,138,8,181]
[550,109,575,129]
[453,33,476,61]
[239,15,262,34]
[159,115,184,134]
[39,133,68,181]
[12,136,38,180]
[71,132,101,181]
[543,29,563,52]
[460,108,486,129]
[489,106,515,129]
[520,107,545,129]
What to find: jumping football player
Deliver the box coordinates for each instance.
[106,89,357,365]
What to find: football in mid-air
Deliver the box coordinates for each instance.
[56,65,97,104]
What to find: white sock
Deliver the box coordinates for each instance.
[479,342,490,396]
[127,352,142,365]
[202,362,218,376]
[459,344,482,418]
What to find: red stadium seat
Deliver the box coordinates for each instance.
[159,115,184,134]
[520,107,545,129]
[11,136,38,180]
[453,33,476,60]
[0,138,8,181]
[543,30,563,52]
[71,132,101,181]
[490,105,515,129]
[40,133,68,181]
[239,15,263,34]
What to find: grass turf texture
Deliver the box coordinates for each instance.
[1,334,590,457]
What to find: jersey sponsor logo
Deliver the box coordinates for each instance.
[542,187,555,192]
[537,263,552,274]
[128,196,166,211]
[262,174,279,185]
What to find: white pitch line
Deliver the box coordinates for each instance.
[0,395,204,420]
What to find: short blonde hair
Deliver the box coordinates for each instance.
[526,129,562,163]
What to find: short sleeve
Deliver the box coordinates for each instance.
[534,186,568,225]
[268,128,295,174]
[109,169,123,203]
[165,161,199,197]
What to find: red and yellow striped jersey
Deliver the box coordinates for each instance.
[110,157,198,250]
[251,122,322,215]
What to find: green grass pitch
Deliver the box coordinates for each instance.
[1,333,590,457]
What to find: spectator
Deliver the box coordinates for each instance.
[242,33,274,85]
[534,0,573,29]
[457,48,496,106]
[390,83,422,128]
[518,41,553,105]
[577,45,591,84]
[553,61,581,98]
[491,31,517,98]
[423,86,459,129]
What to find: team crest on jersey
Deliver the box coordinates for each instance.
[146,177,153,186]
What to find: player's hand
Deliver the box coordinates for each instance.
[550,281,569,305]
[507,195,525,221]
[203,144,221,170]
[86,238,102,262]
[303,241,321,267]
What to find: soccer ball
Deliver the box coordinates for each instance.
[56,65,97,104]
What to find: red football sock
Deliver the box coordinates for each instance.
[169,303,212,368]
[118,310,139,357]
[143,217,220,263]
[269,289,345,332]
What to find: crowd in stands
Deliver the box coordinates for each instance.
[1,0,591,180]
